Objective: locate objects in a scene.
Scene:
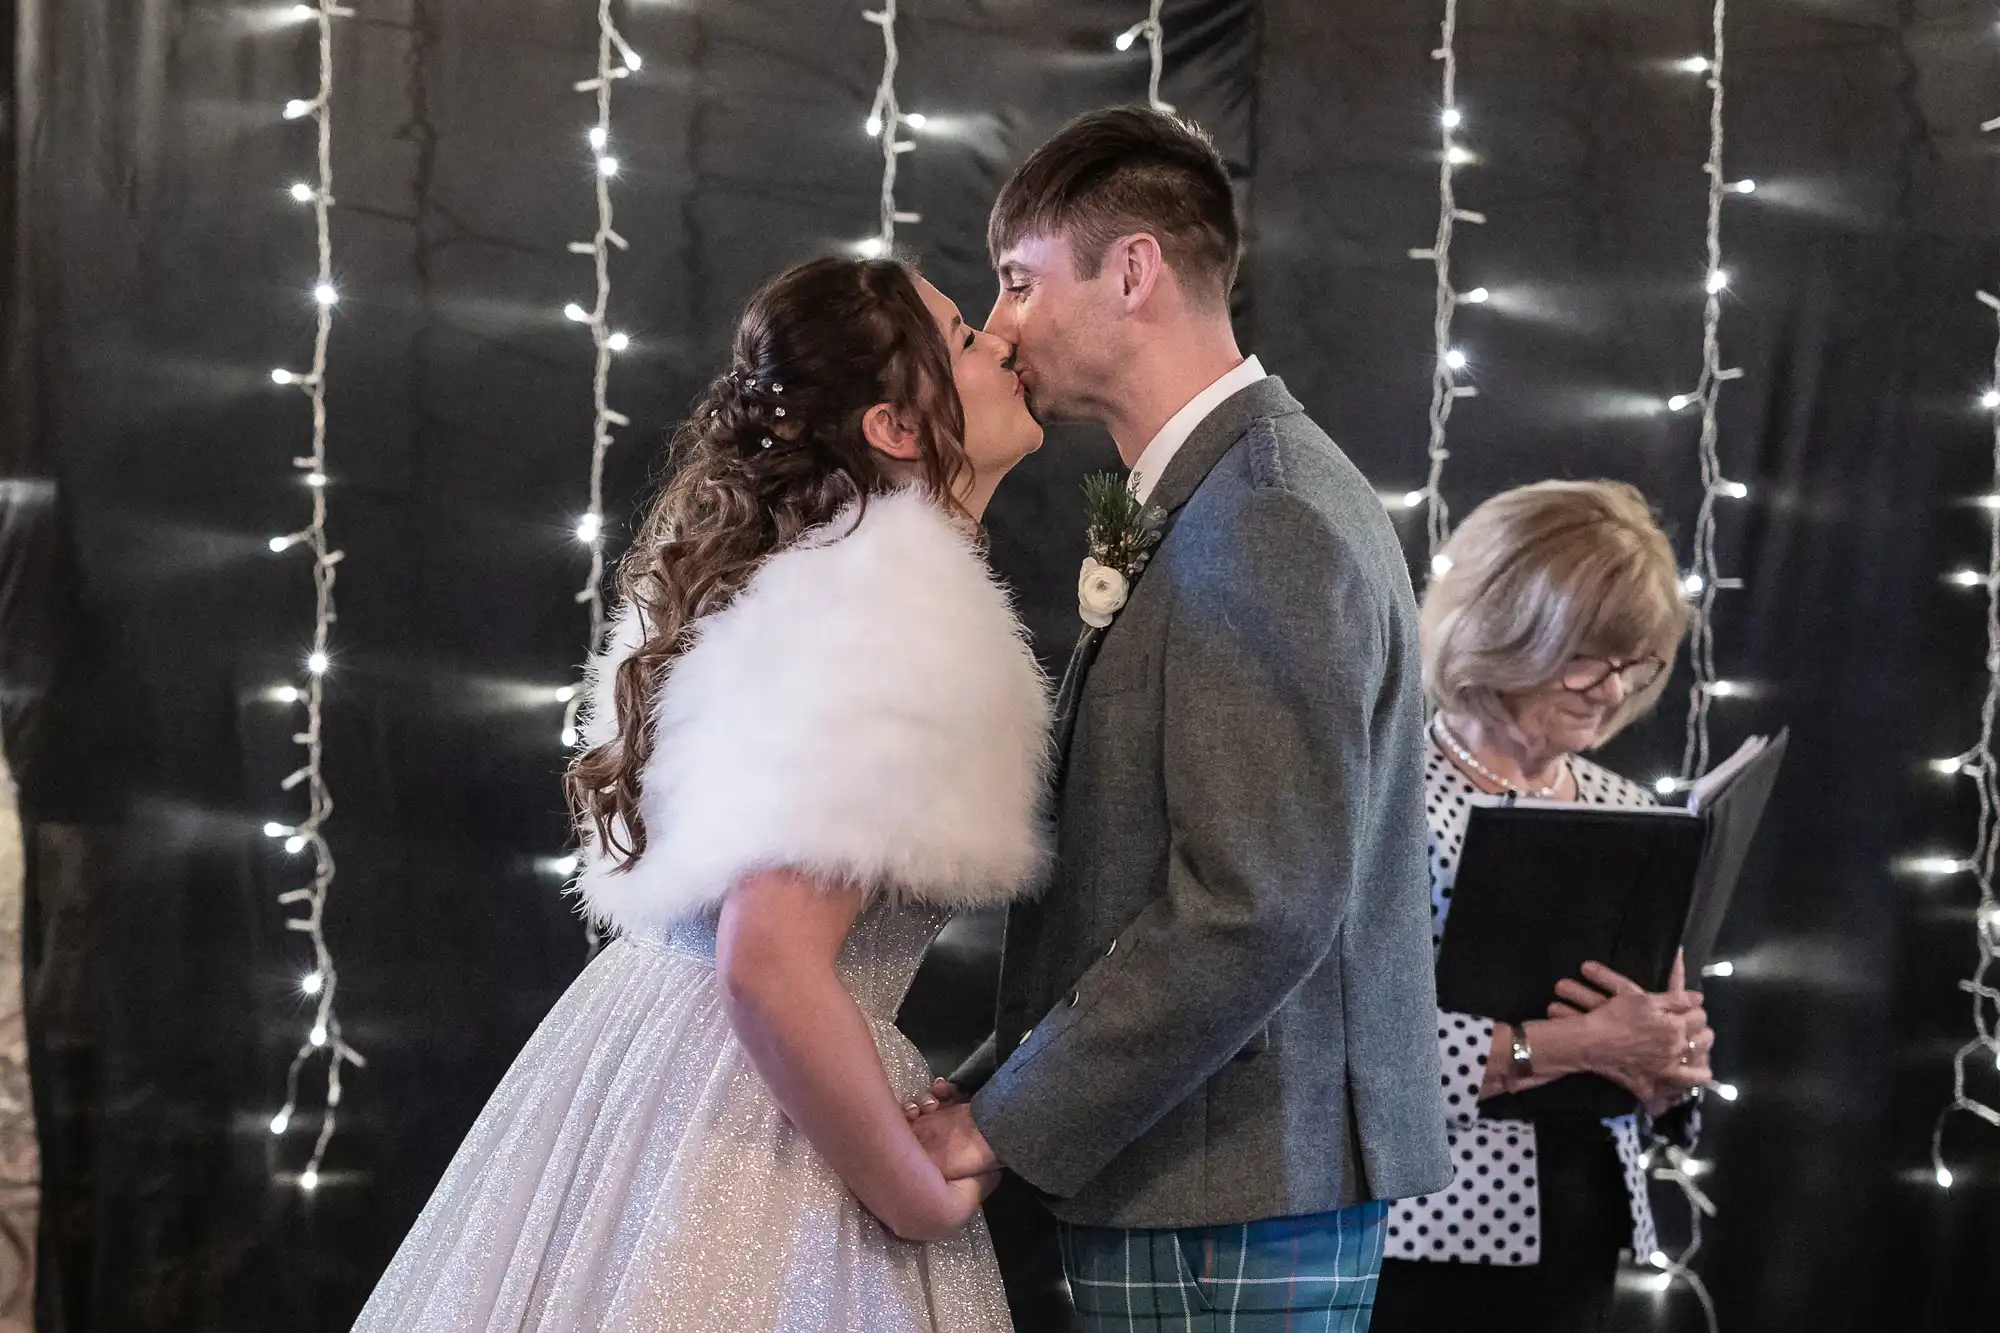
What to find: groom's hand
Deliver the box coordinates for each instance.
[911,1101,1000,1181]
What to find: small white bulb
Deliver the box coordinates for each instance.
[555,685,578,703]
[291,3,315,19]
[1115,28,1138,52]
[903,112,928,129]
[307,651,329,675]
[623,50,643,72]
[1932,757,1966,776]
[576,513,602,544]
[1683,572,1706,596]
[1705,268,1729,295]
[1667,393,1695,412]
[1950,568,1985,588]
[309,1024,328,1048]
[264,822,289,838]
[1654,776,1679,795]
[270,1112,290,1136]
[554,854,580,876]
[857,237,886,259]
[302,971,325,995]
[1708,680,1741,698]
[588,126,607,151]
[597,156,620,177]
[1430,553,1454,578]
[1443,348,1468,371]
[864,114,883,137]
[313,283,338,306]
[1719,480,1749,499]
[1702,960,1735,978]
[1441,107,1462,129]
[1730,178,1757,194]
[606,331,630,352]
[1648,1251,1670,1270]
[1936,1165,1954,1189]
[1711,1082,1739,1101]
[269,535,295,553]
[560,726,580,748]
[283,99,314,120]
[299,1167,320,1192]
[1982,390,2000,410]
[564,303,591,323]
[305,472,327,488]
[1678,56,1712,74]
[289,183,314,203]
[284,835,308,854]
[1461,286,1489,304]
[271,368,296,385]
[1445,145,1473,166]
[1402,490,1427,509]
[274,685,301,704]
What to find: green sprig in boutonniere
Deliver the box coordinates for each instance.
[1078,473,1166,630]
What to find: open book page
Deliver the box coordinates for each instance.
[1688,734,1770,815]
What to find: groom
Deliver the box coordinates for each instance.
[913,108,1453,1328]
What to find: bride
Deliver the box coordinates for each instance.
[352,256,1049,1331]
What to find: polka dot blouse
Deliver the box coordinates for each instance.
[1385,738,1668,1268]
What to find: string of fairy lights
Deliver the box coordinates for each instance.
[550,1,645,949]
[263,0,361,1195]
[859,1,921,258]
[1115,0,1174,114]
[1401,0,1488,567]
[1671,0,1754,787]
[1922,288,2000,1181]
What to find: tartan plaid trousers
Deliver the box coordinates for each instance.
[1059,1201,1389,1332]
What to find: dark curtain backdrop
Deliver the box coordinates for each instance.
[2,0,1997,1329]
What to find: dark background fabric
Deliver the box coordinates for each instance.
[2,0,1997,1329]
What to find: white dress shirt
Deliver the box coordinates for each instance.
[1125,355,1267,505]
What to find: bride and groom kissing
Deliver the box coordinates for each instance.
[352,106,1455,1333]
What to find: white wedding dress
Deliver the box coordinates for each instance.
[351,491,1051,1332]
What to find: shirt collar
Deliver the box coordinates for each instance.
[1127,355,1267,506]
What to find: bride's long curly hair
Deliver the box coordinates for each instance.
[566,257,971,868]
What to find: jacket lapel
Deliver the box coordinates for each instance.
[1050,376,1307,764]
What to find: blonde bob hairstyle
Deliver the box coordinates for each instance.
[1420,479,1689,746]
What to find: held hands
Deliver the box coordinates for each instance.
[905,1088,1002,1182]
[1547,956,1713,1114]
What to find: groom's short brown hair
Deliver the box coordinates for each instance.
[988,107,1240,310]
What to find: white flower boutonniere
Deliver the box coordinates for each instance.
[1078,473,1165,630]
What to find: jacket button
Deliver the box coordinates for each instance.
[1069,990,1080,1007]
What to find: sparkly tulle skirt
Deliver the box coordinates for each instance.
[350,915,1014,1333]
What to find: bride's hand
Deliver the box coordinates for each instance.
[903,1077,960,1123]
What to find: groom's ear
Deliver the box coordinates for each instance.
[1110,232,1166,314]
[861,402,924,462]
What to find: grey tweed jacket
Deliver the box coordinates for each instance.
[964,376,1454,1229]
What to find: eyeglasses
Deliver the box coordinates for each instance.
[1559,654,1667,694]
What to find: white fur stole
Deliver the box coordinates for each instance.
[573,489,1053,936]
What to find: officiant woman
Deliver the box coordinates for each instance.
[1370,480,1716,1333]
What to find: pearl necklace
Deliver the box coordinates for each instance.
[1431,716,1570,798]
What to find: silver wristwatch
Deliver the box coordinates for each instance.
[1509,1029,1535,1082]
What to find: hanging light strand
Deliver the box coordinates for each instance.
[1929,288,2000,1193]
[1114,1,1174,113]
[266,0,363,1196]
[558,0,640,754]
[553,0,643,956]
[1406,0,1486,561]
[1678,0,1749,782]
[862,3,921,256]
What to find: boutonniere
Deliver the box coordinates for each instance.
[1078,473,1166,630]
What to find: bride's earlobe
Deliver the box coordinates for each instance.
[861,402,923,462]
